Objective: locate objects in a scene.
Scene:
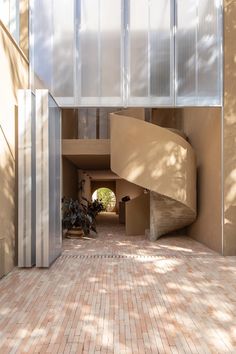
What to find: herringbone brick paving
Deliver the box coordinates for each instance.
[0,213,236,353]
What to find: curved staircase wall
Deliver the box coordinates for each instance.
[110,113,197,239]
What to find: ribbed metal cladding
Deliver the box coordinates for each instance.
[35,90,62,268]
[175,0,222,105]
[31,0,222,107]
[18,90,36,267]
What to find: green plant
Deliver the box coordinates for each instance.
[62,197,103,235]
[96,188,116,211]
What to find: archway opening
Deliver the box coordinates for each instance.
[92,188,116,212]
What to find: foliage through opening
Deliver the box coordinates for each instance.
[92,188,116,212]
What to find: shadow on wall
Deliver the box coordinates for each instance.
[14,106,18,266]
[0,28,27,103]
[121,132,189,205]
[111,114,197,239]
[0,125,16,277]
[19,0,29,57]
[224,2,236,253]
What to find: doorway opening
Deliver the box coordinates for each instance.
[92,188,116,213]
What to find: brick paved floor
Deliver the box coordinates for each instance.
[1,213,236,353]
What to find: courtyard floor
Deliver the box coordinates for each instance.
[0,213,236,353]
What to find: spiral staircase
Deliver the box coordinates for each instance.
[110,110,197,241]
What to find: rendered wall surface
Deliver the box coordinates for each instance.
[0,21,28,276]
[116,179,144,211]
[126,193,150,236]
[19,0,29,57]
[177,107,222,253]
[152,108,182,130]
[62,109,78,139]
[223,0,236,255]
[62,139,110,156]
[115,108,145,120]
[151,107,222,252]
[78,170,91,202]
[62,157,78,200]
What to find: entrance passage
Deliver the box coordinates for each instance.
[92,188,116,212]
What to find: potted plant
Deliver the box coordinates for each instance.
[62,197,103,238]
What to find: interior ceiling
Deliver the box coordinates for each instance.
[85,170,120,181]
[65,155,110,170]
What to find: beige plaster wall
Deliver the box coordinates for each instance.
[78,170,91,202]
[91,181,116,196]
[19,0,29,58]
[0,21,29,276]
[116,179,144,212]
[62,157,78,200]
[177,108,222,253]
[62,109,77,139]
[151,107,222,252]
[152,108,182,130]
[223,0,236,255]
[115,108,145,120]
[62,139,110,156]
[126,193,150,236]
